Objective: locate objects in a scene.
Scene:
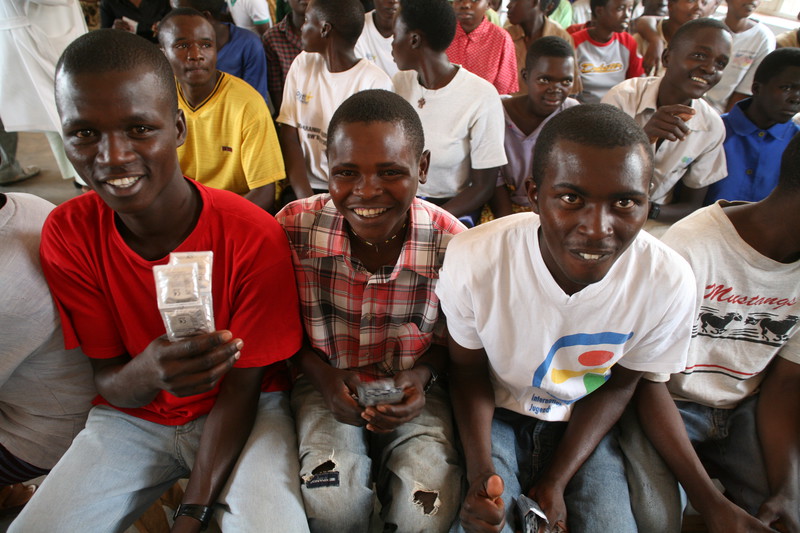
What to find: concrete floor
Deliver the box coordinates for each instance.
[2,131,80,205]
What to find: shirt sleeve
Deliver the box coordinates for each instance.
[434,242,484,350]
[623,33,645,79]
[276,55,301,126]
[497,32,521,95]
[245,0,272,25]
[241,37,270,103]
[469,90,509,169]
[39,214,126,359]
[242,98,286,188]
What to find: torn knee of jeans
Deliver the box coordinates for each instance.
[412,489,440,515]
[301,459,340,488]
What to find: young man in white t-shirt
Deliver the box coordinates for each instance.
[353,0,400,77]
[622,134,800,533]
[277,0,393,201]
[702,0,775,114]
[437,103,696,532]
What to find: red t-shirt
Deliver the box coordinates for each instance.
[40,179,302,425]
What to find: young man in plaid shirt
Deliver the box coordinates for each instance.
[276,89,465,532]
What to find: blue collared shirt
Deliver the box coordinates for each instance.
[705,99,800,205]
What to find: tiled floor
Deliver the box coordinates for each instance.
[2,131,79,205]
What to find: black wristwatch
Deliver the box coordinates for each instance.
[648,202,661,220]
[173,503,214,531]
[417,362,439,393]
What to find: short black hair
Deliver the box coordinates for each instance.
[56,29,178,113]
[327,89,425,158]
[533,103,653,186]
[158,8,209,47]
[590,0,611,18]
[170,0,226,17]
[525,35,575,71]
[669,17,731,51]
[754,47,800,85]
[313,0,365,46]
[399,0,457,52]
[778,132,800,192]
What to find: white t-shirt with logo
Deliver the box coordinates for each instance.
[393,66,507,198]
[277,52,394,190]
[436,213,696,421]
[354,11,399,78]
[660,202,800,408]
[704,19,775,114]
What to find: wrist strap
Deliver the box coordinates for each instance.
[173,503,213,531]
[417,362,439,393]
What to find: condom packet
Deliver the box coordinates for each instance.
[357,379,404,407]
[516,495,551,533]
[154,252,215,341]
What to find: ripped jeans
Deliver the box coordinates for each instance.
[290,376,462,533]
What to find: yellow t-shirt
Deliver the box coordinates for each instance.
[177,72,285,195]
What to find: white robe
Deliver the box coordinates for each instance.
[0,0,87,132]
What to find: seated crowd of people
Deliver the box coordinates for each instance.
[1,0,798,532]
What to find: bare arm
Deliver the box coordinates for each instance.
[172,366,266,533]
[655,185,708,224]
[244,183,276,212]
[529,365,643,530]
[90,331,242,408]
[489,185,515,219]
[756,357,800,533]
[278,125,314,199]
[440,167,499,219]
[449,335,506,533]
[635,379,773,533]
[634,16,665,74]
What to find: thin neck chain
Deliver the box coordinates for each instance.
[349,221,408,250]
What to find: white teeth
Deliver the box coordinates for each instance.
[106,176,141,188]
[579,253,603,260]
[353,207,388,218]
[691,77,708,84]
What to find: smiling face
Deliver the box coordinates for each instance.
[328,121,428,245]
[595,0,633,33]
[750,65,800,126]
[56,68,187,215]
[726,0,760,20]
[453,0,489,33]
[524,55,575,118]
[527,140,650,295]
[668,0,703,24]
[663,26,731,101]
[159,15,217,89]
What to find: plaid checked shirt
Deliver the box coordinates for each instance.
[262,15,302,104]
[276,195,466,380]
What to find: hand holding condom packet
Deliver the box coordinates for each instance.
[154,251,215,341]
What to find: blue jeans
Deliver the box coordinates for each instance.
[453,409,637,533]
[9,392,309,533]
[291,376,462,533]
[620,395,771,532]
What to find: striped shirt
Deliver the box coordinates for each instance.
[276,195,466,380]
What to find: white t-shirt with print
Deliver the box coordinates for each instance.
[354,11,399,78]
[436,213,696,421]
[704,19,775,114]
[277,52,394,190]
[660,202,800,408]
[393,66,507,198]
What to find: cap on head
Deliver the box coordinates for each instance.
[327,89,425,158]
[56,29,178,113]
[532,103,653,186]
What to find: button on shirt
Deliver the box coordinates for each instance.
[705,99,800,205]
[446,17,519,95]
[276,196,466,380]
[602,77,727,204]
